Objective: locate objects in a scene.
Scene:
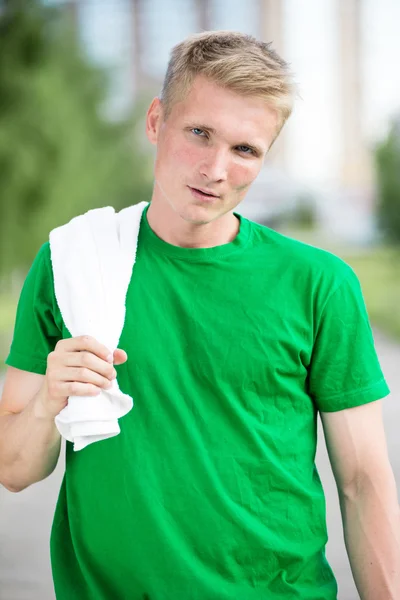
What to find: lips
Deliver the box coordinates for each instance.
[189,186,219,198]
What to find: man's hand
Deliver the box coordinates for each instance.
[35,336,128,419]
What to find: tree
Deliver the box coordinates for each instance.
[375,118,400,244]
[0,0,153,279]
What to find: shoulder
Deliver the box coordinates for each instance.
[12,241,60,332]
[243,218,362,317]
[28,241,52,279]
[246,218,356,288]
[23,242,58,311]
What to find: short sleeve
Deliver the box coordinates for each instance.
[309,267,390,412]
[5,243,63,375]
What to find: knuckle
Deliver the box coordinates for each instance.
[56,338,67,351]
[48,349,60,363]
[79,352,89,367]
[76,352,86,367]
[69,382,80,396]
[80,367,92,381]
[72,366,82,380]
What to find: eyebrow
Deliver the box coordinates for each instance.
[186,123,266,155]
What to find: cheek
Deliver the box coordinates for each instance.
[173,144,202,170]
[229,162,260,192]
[155,134,199,179]
[162,137,200,171]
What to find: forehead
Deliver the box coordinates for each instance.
[169,76,279,147]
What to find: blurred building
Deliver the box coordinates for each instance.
[130,1,259,93]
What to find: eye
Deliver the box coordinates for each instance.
[191,128,207,137]
[236,145,255,155]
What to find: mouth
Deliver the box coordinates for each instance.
[188,186,220,199]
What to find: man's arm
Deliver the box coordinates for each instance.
[320,400,400,600]
[0,337,124,493]
[0,367,62,492]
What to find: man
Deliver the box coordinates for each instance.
[0,30,399,600]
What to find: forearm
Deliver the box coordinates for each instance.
[340,472,400,600]
[0,393,61,492]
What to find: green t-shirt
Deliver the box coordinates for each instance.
[6,206,389,599]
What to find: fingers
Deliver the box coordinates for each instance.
[56,336,114,363]
[56,337,128,366]
[59,366,114,391]
[43,336,127,418]
[113,348,128,365]
[63,351,117,380]
[55,381,103,398]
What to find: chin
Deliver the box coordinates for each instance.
[178,204,220,225]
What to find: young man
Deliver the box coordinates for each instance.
[0,31,399,600]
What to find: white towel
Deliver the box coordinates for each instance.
[49,201,148,451]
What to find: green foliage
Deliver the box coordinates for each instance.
[344,246,400,340]
[375,120,400,243]
[286,194,316,230]
[0,0,153,278]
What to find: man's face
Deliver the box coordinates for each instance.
[146,75,280,225]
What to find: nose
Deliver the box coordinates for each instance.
[199,147,229,183]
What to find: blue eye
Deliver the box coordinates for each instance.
[191,128,206,136]
[237,145,254,155]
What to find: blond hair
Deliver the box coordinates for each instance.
[161,30,296,132]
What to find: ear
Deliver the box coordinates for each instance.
[146,97,163,145]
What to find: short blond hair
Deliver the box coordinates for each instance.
[161,30,296,132]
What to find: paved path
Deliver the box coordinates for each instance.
[0,330,399,600]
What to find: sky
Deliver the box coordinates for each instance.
[45,0,400,188]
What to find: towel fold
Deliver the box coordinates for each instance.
[49,201,148,451]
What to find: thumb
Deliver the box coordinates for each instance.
[113,348,128,365]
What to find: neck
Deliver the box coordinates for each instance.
[146,197,240,249]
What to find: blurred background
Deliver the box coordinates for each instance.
[0,1,399,599]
